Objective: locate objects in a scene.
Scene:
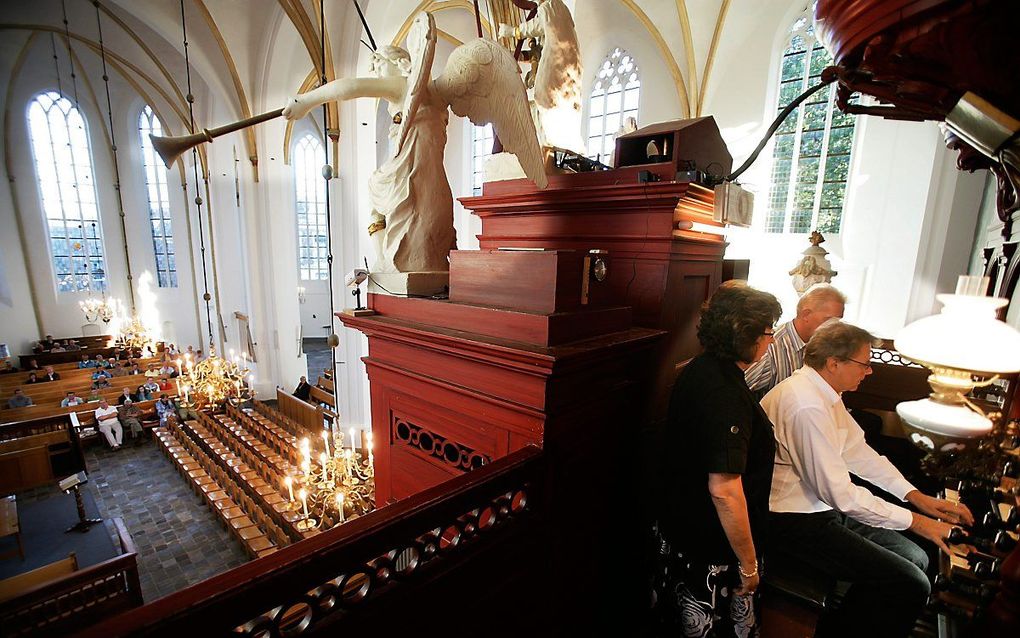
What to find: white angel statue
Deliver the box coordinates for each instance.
[283,12,546,283]
[497,0,584,153]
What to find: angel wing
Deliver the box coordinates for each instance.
[433,37,548,189]
[395,13,437,154]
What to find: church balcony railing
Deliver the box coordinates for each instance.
[76,445,546,637]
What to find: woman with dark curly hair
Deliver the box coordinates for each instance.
[658,283,782,637]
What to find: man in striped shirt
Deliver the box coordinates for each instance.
[744,284,846,394]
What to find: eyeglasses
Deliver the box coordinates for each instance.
[762,330,775,338]
[843,357,873,371]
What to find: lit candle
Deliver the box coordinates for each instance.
[336,492,345,523]
[320,452,328,482]
[366,430,374,467]
[321,429,330,457]
[235,380,241,396]
[175,358,182,375]
[284,475,293,501]
[299,488,308,520]
[349,428,356,454]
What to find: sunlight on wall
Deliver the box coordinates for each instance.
[136,271,162,342]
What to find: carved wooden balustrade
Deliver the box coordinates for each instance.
[76,445,546,637]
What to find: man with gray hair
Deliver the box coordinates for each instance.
[762,320,973,637]
[745,283,846,393]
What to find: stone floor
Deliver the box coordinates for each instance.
[304,338,334,381]
[83,437,249,602]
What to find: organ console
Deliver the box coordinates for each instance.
[937,453,1020,634]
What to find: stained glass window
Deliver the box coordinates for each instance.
[138,105,177,287]
[27,91,107,293]
[587,48,640,161]
[294,134,328,280]
[765,14,858,234]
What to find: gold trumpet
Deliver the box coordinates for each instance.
[149,107,284,169]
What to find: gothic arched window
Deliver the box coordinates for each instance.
[294,134,328,280]
[471,123,493,196]
[27,91,107,293]
[764,13,858,234]
[587,48,640,160]
[138,105,177,287]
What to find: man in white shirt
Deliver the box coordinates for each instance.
[762,320,973,638]
[745,283,845,394]
[94,399,123,450]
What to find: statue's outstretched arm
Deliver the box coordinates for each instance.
[282,77,405,121]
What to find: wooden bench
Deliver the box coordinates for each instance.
[153,421,287,558]
[0,553,78,603]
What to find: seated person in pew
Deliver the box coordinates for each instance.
[129,363,143,376]
[94,399,123,450]
[134,384,152,402]
[155,393,175,426]
[49,343,65,352]
[293,376,312,401]
[65,339,80,351]
[25,358,40,371]
[93,354,107,368]
[118,399,144,440]
[61,391,84,407]
[78,354,96,369]
[157,377,173,393]
[24,372,39,384]
[110,362,128,377]
[762,320,975,638]
[41,335,56,350]
[42,365,60,382]
[659,284,782,637]
[92,367,112,381]
[7,388,33,409]
[142,378,159,396]
[117,387,134,405]
[31,341,45,354]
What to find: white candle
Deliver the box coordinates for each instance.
[336,492,345,523]
[349,428,356,454]
[321,429,330,457]
[284,475,293,501]
[299,488,308,520]
[366,430,374,467]
[320,452,328,482]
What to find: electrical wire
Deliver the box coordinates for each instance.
[320,0,341,403]
[93,0,137,311]
[178,0,216,349]
[725,77,835,183]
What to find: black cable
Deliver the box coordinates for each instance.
[93,0,136,311]
[178,0,215,349]
[49,34,63,99]
[60,2,80,109]
[320,0,340,395]
[726,77,835,182]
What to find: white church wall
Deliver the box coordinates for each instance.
[700,2,986,338]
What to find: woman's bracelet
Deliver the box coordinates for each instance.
[738,562,758,579]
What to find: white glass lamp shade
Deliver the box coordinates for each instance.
[896,399,992,439]
[894,293,1020,375]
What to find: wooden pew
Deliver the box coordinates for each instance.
[0,414,85,493]
[317,375,334,394]
[153,420,285,558]
[0,553,78,603]
[0,518,143,636]
[0,357,162,390]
